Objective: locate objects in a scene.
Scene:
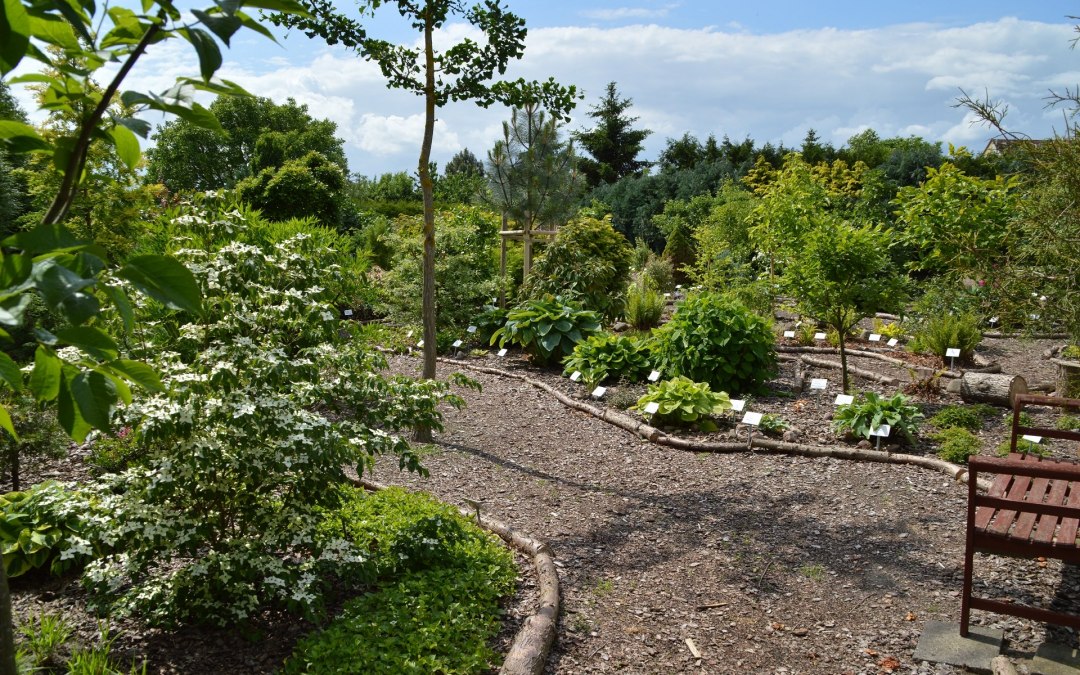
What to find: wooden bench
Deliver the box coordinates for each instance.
[961,394,1080,636]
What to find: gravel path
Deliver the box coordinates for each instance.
[378,350,1080,675]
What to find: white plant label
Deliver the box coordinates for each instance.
[497,348,508,357]
[834,394,854,406]
[730,399,746,412]
[887,338,899,347]
[741,411,762,426]
[569,371,582,382]
[1022,435,1043,444]
[417,339,424,347]
[810,378,828,390]
[591,386,607,399]
[868,333,881,342]
[989,316,999,325]
[676,284,682,289]
[814,332,827,341]
[795,321,802,327]
[664,292,671,298]
[466,325,477,334]
[945,348,961,358]
[648,370,661,382]
[870,424,892,438]
[643,401,660,415]
[406,330,414,338]
[452,339,463,348]
[783,330,795,338]
[343,309,354,317]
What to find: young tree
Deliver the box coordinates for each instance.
[573,81,651,187]
[274,0,578,387]
[784,218,906,392]
[445,148,484,177]
[485,103,583,274]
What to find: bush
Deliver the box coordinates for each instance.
[758,413,789,436]
[633,376,731,430]
[0,392,69,492]
[0,482,96,578]
[909,313,982,362]
[522,215,633,320]
[933,427,982,463]
[872,318,906,340]
[833,392,923,444]
[652,293,777,394]
[285,488,515,674]
[1057,414,1080,431]
[562,333,654,387]
[86,427,146,474]
[625,279,664,330]
[996,438,1049,457]
[492,296,602,366]
[642,255,674,293]
[929,404,995,432]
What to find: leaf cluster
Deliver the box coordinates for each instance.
[928,404,995,432]
[633,375,731,429]
[932,427,982,464]
[492,296,601,366]
[561,333,653,388]
[909,313,982,362]
[0,481,95,578]
[833,392,923,444]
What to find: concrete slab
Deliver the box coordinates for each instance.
[913,621,1004,674]
[1031,643,1080,675]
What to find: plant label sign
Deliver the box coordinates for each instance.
[730,399,746,412]
[870,424,891,438]
[814,332,827,341]
[406,330,414,338]
[643,401,660,415]
[497,348,508,357]
[945,348,961,358]
[648,370,661,382]
[834,394,854,406]
[1022,435,1043,444]
[591,386,607,399]
[569,371,582,382]
[868,333,881,342]
[741,411,762,426]
[343,309,354,317]
[810,378,828,390]
[452,339,463,348]
[783,330,795,338]
[989,316,999,325]
[417,339,424,347]
[664,292,671,298]
[676,284,682,290]
[466,325,477,334]
[887,338,899,347]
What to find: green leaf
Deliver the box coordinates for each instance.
[108,359,164,393]
[192,9,242,45]
[539,332,560,353]
[109,123,141,170]
[55,326,119,361]
[101,283,134,333]
[184,27,223,81]
[117,255,202,314]
[0,351,22,391]
[28,13,80,50]
[56,371,91,441]
[0,405,18,443]
[0,120,49,153]
[67,370,114,433]
[0,0,29,75]
[30,346,61,402]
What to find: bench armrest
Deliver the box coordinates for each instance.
[969,454,1080,482]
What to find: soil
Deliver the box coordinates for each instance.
[8,330,1080,674]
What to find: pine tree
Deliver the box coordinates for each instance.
[574,82,651,187]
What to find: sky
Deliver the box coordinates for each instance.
[10,1,1080,178]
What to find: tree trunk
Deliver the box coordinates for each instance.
[959,373,1028,408]
[0,559,15,675]
[415,15,438,442]
[838,333,850,393]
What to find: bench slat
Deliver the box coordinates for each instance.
[988,474,1032,536]
[1055,483,1080,547]
[1013,476,1051,540]
[1032,476,1068,544]
[976,472,1016,530]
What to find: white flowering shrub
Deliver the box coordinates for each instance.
[81,197,464,626]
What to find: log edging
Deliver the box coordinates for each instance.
[352,477,559,675]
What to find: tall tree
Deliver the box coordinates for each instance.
[573,81,651,187]
[445,147,484,177]
[274,0,577,387]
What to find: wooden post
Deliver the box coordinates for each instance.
[499,233,507,309]
[522,212,533,278]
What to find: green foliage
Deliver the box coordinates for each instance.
[625,280,664,331]
[872,318,906,340]
[652,294,777,395]
[379,206,500,333]
[929,404,995,432]
[562,333,654,387]
[758,413,789,436]
[523,215,633,320]
[687,181,757,292]
[1063,345,1080,360]
[1056,414,1080,431]
[86,427,145,474]
[996,438,1049,457]
[573,82,651,188]
[471,306,509,345]
[234,151,347,225]
[492,296,602,366]
[909,313,982,361]
[633,376,731,428]
[0,392,68,491]
[16,612,72,670]
[0,482,95,578]
[894,162,1020,276]
[833,392,923,444]
[933,426,982,463]
[78,201,463,627]
[641,255,675,293]
[285,488,515,674]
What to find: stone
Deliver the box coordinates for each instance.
[1031,642,1080,675]
[913,621,1003,673]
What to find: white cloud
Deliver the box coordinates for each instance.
[580,5,679,21]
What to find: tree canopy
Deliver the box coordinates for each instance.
[573,82,651,187]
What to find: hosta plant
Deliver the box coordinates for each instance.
[1,482,96,578]
[833,392,923,445]
[491,296,602,366]
[562,334,654,388]
[633,376,731,431]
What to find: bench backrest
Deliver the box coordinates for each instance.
[1009,394,1080,455]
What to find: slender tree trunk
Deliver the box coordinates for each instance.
[415,15,438,442]
[838,331,850,393]
[0,560,15,675]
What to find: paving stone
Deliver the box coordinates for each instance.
[913,621,1003,673]
[1031,642,1080,675]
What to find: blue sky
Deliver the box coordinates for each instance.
[12,1,1080,177]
